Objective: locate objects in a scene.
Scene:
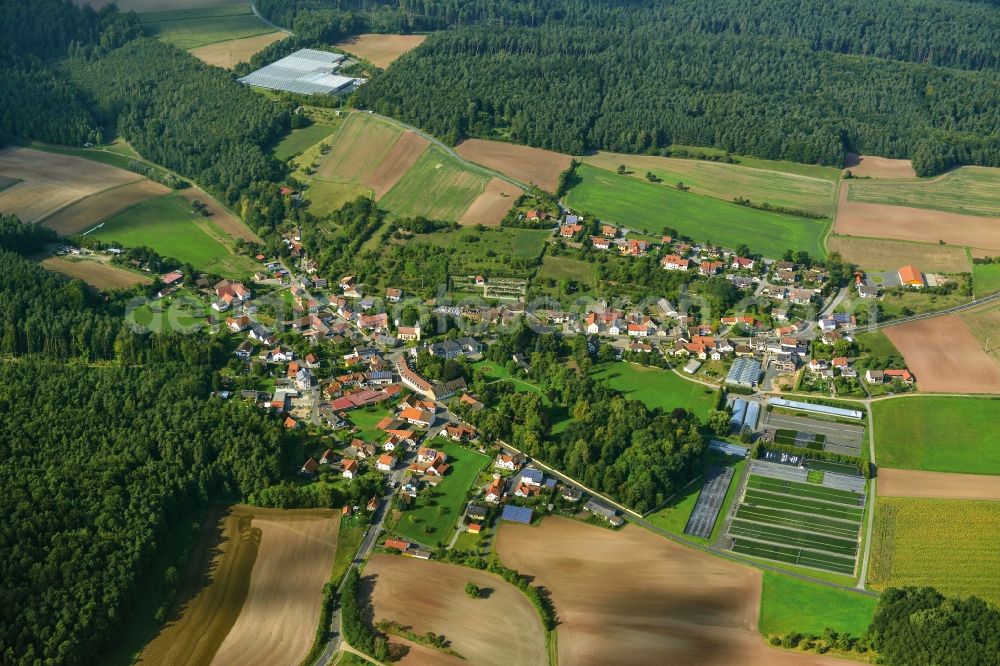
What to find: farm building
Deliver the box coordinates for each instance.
[239,49,364,95]
[726,356,762,388]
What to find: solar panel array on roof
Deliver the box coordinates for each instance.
[767,397,864,420]
[238,48,361,95]
[500,505,534,524]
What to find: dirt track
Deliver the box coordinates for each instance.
[41,257,151,289]
[843,154,916,178]
[364,554,547,666]
[458,177,521,226]
[883,313,1000,394]
[456,139,571,192]
[42,180,170,235]
[497,517,842,666]
[334,34,427,68]
[365,131,428,198]
[878,468,1000,500]
[834,184,1000,252]
[190,32,285,69]
[0,146,141,222]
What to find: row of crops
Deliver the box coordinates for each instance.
[728,473,865,575]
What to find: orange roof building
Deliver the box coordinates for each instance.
[897,265,924,287]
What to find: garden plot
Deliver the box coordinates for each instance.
[762,410,865,457]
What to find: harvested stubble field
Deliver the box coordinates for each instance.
[960,301,1000,365]
[497,516,842,665]
[868,497,1000,605]
[877,468,1000,501]
[843,154,916,179]
[139,506,338,666]
[333,34,427,68]
[316,113,405,183]
[883,312,1000,394]
[363,554,547,665]
[366,130,429,198]
[42,180,170,235]
[189,32,285,69]
[582,151,836,217]
[139,6,275,50]
[833,184,1000,252]
[847,166,1000,218]
[458,177,523,226]
[41,257,151,290]
[826,236,971,273]
[455,138,572,192]
[0,146,142,222]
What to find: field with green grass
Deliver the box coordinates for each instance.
[139,5,274,50]
[535,253,598,296]
[847,166,1000,218]
[90,194,257,277]
[564,164,829,257]
[29,141,137,170]
[589,362,718,419]
[758,571,877,638]
[347,405,395,442]
[853,330,901,358]
[582,152,836,217]
[387,440,490,547]
[380,146,489,221]
[471,360,542,394]
[869,497,1000,605]
[872,396,1000,474]
[272,123,338,161]
[404,227,550,277]
[307,180,373,217]
[973,262,1000,298]
[664,145,843,181]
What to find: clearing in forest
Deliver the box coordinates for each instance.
[497,516,842,666]
[833,184,1000,252]
[333,34,427,69]
[582,151,836,217]
[138,5,275,50]
[138,506,338,666]
[842,154,917,179]
[362,554,546,666]
[825,237,971,273]
[40,257,151,290]
[882,312,1000,394]
[189,32,286,69]
[455,138,572,193]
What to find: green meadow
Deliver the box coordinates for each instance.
[758,571,877,637]
[272,123,338,161]
[848,166,1000,217]
[589,362,718,419]
[380,146,489,222]
[139,6,274,50]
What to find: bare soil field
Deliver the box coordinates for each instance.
[334,34,427,69]
[317,113,403,184]
[883,313,1000,394]
[497,517,840,666]
[190,32,285,68]
[878,468,1000,500]
[139,506,338,666]
[41,257,151,289]
[826,237,971,273]
[0,146,142,222]
[177,187,260,242]
[455,138,572,192]
[42,181,170,235]
[392,636,465,666]
[363,554,547,666]
[363,131,429,198]
[458,177,522,227]
[833,184,1000,252]
[76,0,244,10]
[843,154,917,178]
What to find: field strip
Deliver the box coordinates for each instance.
[35,179,150,224]
[747,488,865,512]
[734,515,860,539]
[43,183,172,236]
[877,468,1000,500]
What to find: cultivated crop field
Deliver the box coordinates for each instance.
[189,32,285,69]
[43,180,170,235]
[139,5,275,50]
[498,517,842,665]
[41,257,151,290]
[315,112,407,184]
[455,138,572,192]
[872,396,1000,474]
[582,151,836,217]
[589,362,718,419]
[458,177,523,227]
[363,555,547,665]
[564,164,829,257]
[876,468,1000,501]
[379,146,490,221]
[826,236,971,273]
[972,262,1000,298]
[0,146,142,222]
[883,312,1000,394]
[868,497,1000,605]
[847,166,1000,218]
[333,34,427,69]
[833,184,1000,253]
[138,506,338,666]
[728,473,864,575]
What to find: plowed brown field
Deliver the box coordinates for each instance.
[0,146,141,222]
[883,313,1000,394]
[878,468,1000,500]
[364,131,428,198]
[43,181,169,235]
[833,184,1000,252]
[138,506,338,666]
[497,517,842,666]
[334,34,427,68]
[455,139,571,192]
[843,154,916,178]
[458,177,521,226]
[364,554,547,666]
[190,32,285,69]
